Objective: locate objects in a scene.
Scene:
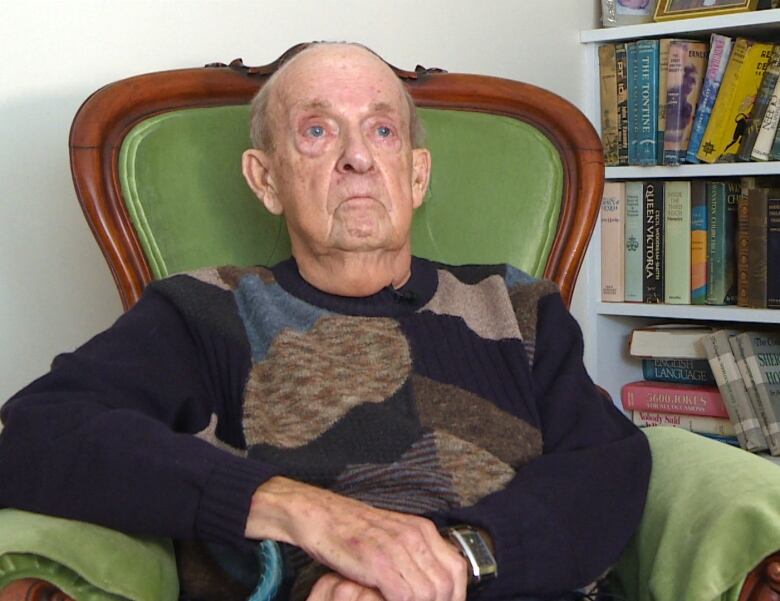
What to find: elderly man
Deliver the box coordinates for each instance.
[0,43,650,601]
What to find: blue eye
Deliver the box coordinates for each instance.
[377,126,392,138]
[307,125,325,138]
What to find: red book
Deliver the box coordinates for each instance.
[620,380,729,418]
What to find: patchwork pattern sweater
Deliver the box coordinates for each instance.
[0,257,650,600]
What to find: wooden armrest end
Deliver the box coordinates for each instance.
[739,551,780,601]
[0,579,75,601]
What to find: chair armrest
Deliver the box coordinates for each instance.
[738,551,780,601]
[0,578,74,601]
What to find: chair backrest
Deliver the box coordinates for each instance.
[69,45,604,311]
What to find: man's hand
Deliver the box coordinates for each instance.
[245,476,468,601]
[307,572,386,601]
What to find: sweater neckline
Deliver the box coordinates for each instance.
[270,256,438,317]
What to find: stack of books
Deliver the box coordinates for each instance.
[622,324,780,455]
[597,34,780,166]
[600,177,780,308]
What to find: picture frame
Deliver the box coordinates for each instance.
[602,0,659,26]
[654,0,759,21]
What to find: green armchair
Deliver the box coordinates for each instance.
[2,45,780,601]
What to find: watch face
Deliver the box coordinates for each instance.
[447,527,498,584]
[461,531,495,569]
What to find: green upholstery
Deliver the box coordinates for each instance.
[118,106,562,279]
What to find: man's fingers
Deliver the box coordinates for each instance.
[308,572,385,601]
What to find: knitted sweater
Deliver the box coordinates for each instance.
[0,257,650,600]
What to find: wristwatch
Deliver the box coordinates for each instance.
[441,525,498,585]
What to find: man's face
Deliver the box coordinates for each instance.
[244,45,430,258]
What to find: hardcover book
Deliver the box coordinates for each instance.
[626,42,640,165]
[600,182,625,302]
[624,181,644,302]
[739,331,780,456]
[642,358,715,386]
[748,187,770,308]
[702,330,768,452]
[737,177,753,307]
[706,180,739,306]
[635,39,660,166]
[687,34,733,164]
[663,180,691,304]
[642,181,664,303]
[768,190,780,309]
[730,333,775,452]
[616,43,630,166]
[690,180,708,305]
[658,38,674,165]
[752,73,780,162]
[740,44,780,161]
[598,44,620,166]
[629,323,712,359]
[697,38,773,164]
[631,410,735,437]
[663,40,708,165]
[620,380,729,418]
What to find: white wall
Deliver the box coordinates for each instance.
[0,0,598,401]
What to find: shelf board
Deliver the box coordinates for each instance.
[581,8,780,43]
[605,162,780,179]
[595,302,780,323]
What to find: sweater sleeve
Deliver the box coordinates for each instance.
[0,280,279,548]
[449,290,651,599]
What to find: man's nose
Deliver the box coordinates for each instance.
[337,128,374,174]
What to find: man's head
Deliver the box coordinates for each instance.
[241,43,431,292]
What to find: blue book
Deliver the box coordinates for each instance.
[626,42,640,165]
[706,180,739,305]
[635,39,659,166]
[686,35,733,164]
[642,358,716,386]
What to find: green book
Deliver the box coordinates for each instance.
[664,180,692,304]
[706,180,739,305]
[624,181,644,302]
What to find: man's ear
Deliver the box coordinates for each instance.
[242,149,284,215]
[411,148,432,209]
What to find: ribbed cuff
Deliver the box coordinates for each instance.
[196,455,280,547]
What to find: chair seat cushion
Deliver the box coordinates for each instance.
[0,509,178,601]
[607,427,780,601]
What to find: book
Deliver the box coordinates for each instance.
[701,329,768,452]
[642,181,664,303]
[752,73,780,161]
[616,43,630,166]
[768,190,780,309]
[730,333,776,453]
[600,182,625,302]
[740,44,780,161]
[739,331,780,456]
[657,38,674,165]
[621,380,729,418]
[598,44,620,166]
[706,180,739,305]
[697,38,773,164]
[631,410,736,436]
[687,34,733,163]
[663,40,708,165]
[642,358,716,386]
[737,177,753,307]
[664,180,691,304]
[624,181,644,302]
[629,323,712,359]
[626,41,640,165]
[748,187,770,308]
[636,39,660,166]
[690,180,708,305]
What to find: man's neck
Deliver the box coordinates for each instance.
[292,247,413,297]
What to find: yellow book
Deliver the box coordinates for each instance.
[696,38,774,164]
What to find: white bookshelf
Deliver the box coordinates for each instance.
[579,10,780,406]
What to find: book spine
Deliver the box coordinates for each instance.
[600,182,625,301]
[687,34,733,163]
[621,381,729,418]
[731,333,777,453]
[702,331,767,452]
[737,179,751,307]
[664,41,708,164]
[598,44,620,166]
[636,40,659,166]
[624,181,644,302]
[740,332,780,455]
[662,41,685,165]
[690,180,708,304]
[706,181,738,305]
[627,42,640,165]
[632,410,735,436]
[752,74,780,161]
[742,44,780,161]
[663,180,691,304]
[748,188,768,308]
[616,43,630,166]
[643,181,664,303]
[658,39,672,165]
[642,358,715,385]
[768,191,780,308]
